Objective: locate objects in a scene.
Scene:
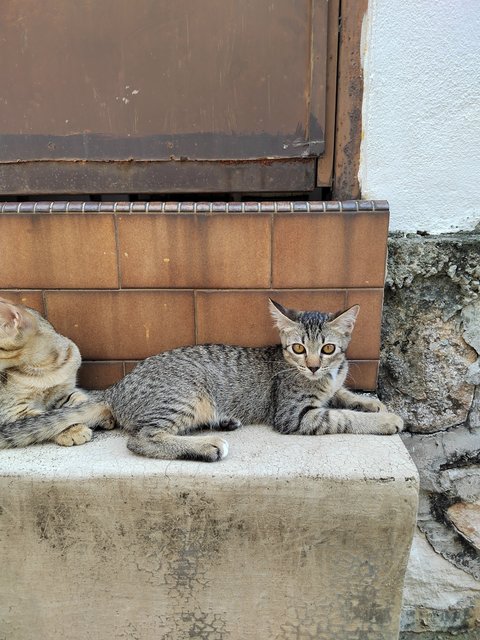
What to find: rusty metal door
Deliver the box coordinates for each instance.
[0,0,331,194]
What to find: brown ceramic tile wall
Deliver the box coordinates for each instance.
[45,290,195,360]
[0,201,389,390]
[272,211,389,288]
[0,290,45,314]
[118,214,271,288]
[0,215,118,289]
[77,362,125,391]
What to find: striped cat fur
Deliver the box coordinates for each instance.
[99,299,403,462]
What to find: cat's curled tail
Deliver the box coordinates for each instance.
[0,401,112,449]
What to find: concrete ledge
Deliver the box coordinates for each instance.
[0,427,419,640]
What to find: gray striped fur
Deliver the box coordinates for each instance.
[101,300,403,462]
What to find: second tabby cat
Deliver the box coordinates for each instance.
[99,300,403,461]
[0,298,113,449]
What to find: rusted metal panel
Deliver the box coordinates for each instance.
[317,0,340,187]
[0,159,316,195]
[0,0,329,192]
[332,0,367,200]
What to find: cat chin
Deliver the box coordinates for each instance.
[300,369,323,381]
[301,367,337,382]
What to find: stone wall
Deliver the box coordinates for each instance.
[379,231,480,636]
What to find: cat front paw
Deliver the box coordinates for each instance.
[360,397,388,413]
[65,390,91,406]
[54,424,93,446]
[381,413,404,434]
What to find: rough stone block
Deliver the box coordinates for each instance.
[0,428,418,640]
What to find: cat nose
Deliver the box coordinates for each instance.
[308,366,320,374]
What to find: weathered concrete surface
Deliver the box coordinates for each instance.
[0,429,418,640]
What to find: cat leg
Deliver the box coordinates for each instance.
[118,393,229,460]
[0,401,113,448]
[64,391,116,430]
[275,406,403,435]
[188,417,242,432]
[127,427,229,462]
[331,388,387,413]
[53,401,114,446]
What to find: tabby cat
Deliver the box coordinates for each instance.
[0,298,113,448]
[99,300,403,462]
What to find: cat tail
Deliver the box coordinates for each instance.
[0,401,112,449]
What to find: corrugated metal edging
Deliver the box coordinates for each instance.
[0,200,390,214]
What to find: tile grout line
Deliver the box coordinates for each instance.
[193,290,198,345]
[269,212,274,289]
[113,213,123,290]
[41,289,48,319]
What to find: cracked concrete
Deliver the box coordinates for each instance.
[0,428,418,640]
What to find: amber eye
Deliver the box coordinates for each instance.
[321,343,335,355]
[291,343,306,355]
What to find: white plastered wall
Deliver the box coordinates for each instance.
[359,0,480,233]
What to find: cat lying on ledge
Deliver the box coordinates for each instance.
[0,297,113,449]
[0,298,403,460]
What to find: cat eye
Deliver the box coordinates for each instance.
[321,343,336,355]
[291,343,306,355]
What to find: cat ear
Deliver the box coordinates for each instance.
[0,300,29,332]
[327,305,360,336]
[268,299,300,331]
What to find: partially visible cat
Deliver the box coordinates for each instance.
[99,299,403,462]
[0,298,113,449]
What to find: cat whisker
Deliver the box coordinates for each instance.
[346,361,361,386]
[270,367,297,380]
[270,369,305,385]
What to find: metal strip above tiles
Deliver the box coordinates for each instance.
[0,200,389,214]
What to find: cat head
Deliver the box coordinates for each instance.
[269,299,359,381]
[0,298,36,354]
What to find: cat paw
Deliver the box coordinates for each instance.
[200,437,229,462]
[217,417,242,431]
[381,413,404,434]
[65,390,91,406]
[54,424,93,447]
[360,397,387,413]
[97,410,116,430]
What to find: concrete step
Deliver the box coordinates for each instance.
[0,427,418,640]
